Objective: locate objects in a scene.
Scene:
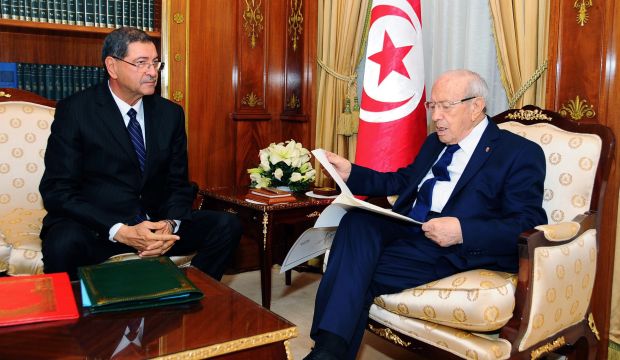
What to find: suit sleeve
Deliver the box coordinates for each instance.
[458,140,548,259]
[40,99,125,234]
[345,135,438,197]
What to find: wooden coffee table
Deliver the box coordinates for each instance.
[0,267,297,359]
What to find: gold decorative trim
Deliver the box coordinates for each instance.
[588,312,600,340]
[225,207,238,214]
[152,327,298,360]
[174,54,183,62]
[262,212,269,251]
[0,91,11,98]
[288,0,304,51]
[559,95,595,120]
[506,109,552,121]
[243,0,264,49]
[368,324,411,347]
[241,92,264,107]
[287,93,301,109]
[284,339,293,360]
[172,90,184,102]
[306,211,321,218]
[530,336,566,360]
[574,0,593,26]
[173,13,184,24]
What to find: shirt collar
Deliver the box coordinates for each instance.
[456,116,488,155]
[108,81,143,118]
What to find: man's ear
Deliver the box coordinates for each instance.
[471,97,486,119]
[104,56,118,79]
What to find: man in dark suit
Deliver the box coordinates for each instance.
[39,27,241,280]
[304,69,548,360]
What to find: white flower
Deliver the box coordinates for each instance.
[290,172,303,182]
[303,169,316,180]
[248,140,314,190]
[250,172,270,188]
[274,168,284,180]
[269,142,293,166]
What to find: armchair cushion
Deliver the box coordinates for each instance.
[369,305,512,360]
[0,207,46,275]
[374,269,517,332]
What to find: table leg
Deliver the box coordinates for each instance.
[285,269,291,285]
[260,211,273,309]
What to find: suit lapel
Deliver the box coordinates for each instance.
[142,96,156,184]
[95,84,142,171]
[393,138,445,214]
[448,119,501,203]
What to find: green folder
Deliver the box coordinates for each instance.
[78,257,204,314]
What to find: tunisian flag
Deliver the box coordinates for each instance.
[355,0,426,172]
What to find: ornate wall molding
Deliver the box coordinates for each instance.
[232,0,270,121]
[281,0,306,121]
[574,0,593,26]
[243,0,264,48]
[559,95,596,121]
[288,0,303,52]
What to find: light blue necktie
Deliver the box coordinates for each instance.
[408,144,460,221]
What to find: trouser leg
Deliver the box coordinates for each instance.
[41,218,133,279]
[170,209,242,280]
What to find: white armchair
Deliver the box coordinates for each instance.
[365,105,614,359]
[0,88,55,275]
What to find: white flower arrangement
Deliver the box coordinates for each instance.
[247,140,316,192]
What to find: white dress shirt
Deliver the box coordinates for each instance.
[415,117,488,213]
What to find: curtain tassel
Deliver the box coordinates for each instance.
[337,98,354,136]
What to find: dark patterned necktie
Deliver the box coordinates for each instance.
[408,144,460,221]
[126,108,146,173]
[127,108,147,224]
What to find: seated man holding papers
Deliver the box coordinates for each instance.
[304,70,547,360]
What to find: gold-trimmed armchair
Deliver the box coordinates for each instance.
[366,105,614,360]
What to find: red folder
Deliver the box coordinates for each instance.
[0,273,79,327]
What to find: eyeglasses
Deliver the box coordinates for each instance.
[424,96,478,112]
[112,56,165,71]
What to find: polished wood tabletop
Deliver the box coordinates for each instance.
[0,267,297,359]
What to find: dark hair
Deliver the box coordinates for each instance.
[101,27,154,75]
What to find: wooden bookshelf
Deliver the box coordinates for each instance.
[0,1,164,96]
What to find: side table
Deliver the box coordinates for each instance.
[199,187,333,309]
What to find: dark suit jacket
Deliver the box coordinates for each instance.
[40,83,194,238]
[346,119,547,273]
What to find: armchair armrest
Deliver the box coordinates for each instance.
[501,212,598,352]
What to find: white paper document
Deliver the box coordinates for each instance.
[280,227,336,273]
[310,149,420,226]
[280,149,420,273]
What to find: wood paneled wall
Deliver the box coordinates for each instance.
[546,1,619,358]
[166,0,317,190]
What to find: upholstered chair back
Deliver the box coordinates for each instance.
[497,121,601,224]
[0,96,54,275]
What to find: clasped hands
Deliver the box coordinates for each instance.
[115,220,179,257]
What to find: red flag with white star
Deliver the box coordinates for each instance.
[356,0,426,172]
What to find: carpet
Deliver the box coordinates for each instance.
[222,268,415,360]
